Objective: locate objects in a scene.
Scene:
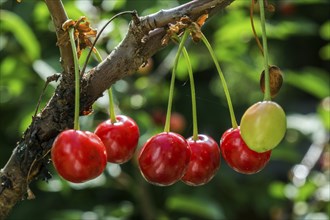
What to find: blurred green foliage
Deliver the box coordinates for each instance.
[0,0,329,220]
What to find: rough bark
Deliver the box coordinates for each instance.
[0,0,234,218]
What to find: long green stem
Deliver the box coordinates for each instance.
[164,31,189,133]
[93,49,117,123]
[259,0,271,101]
[182,47,198,141]
[93,48,103,64]
[108,88,117,123]
[201,33,238,129]
[68,28,81,130]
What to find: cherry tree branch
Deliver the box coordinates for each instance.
[44,0,73,76]
[0,0,234,218]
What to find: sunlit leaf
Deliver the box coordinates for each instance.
[8,80,23,96]
[319,21,330,40]
[166,195,225,219]
[63,1,84,20]
[109,201,134,218]
[285,68,330,99]
[0,57,17,76]
[268,181,286,199]
[101,0,126,11]
[317,97,330,131]
[295,181,317,202]
[33,2,51,31]
[49,210,82,220]
[214,10,251,42]
[19,109,34,133]
[0,35,7,51]
[0,10,40,61]
[319,44,330,60]
[267,20,317,39]
[293,0,329,4]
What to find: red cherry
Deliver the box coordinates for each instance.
[51,129,107,183]
[94,115,140,164]
[181,135,220,186]
[138,132,191,186]
[220,127,271,174]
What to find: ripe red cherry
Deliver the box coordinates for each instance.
[181,135,220,186]
[51,129,107,183]
[94,115,139,164]
[220,127,271,174]
[138,132,191,186]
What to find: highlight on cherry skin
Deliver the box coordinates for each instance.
[94,115,140,164]
[138,132,191,186]
[220,127,271,174]
[51,129,107,183]
[181,134,220,186]
[240,101,286,153]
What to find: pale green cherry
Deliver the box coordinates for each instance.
[240,101,286,152]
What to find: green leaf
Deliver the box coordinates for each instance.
[0,57,17,76]
[63,2,84,20]
[317,97,330,131]
[320,21,330,40]
[295,181,317,202]
[319,44,330,60]
[268,181,286,199]
[285,68,330,99]
[101,0,126,11]
[0,10,40,61]
[166,195,225,219]
[267,20,318,39]
[33,2,51,31]
[49,210,82,220]
[293,0,329,4]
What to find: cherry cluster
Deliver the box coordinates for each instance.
[51,4,287,186]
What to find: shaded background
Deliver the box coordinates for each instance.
[0,0,329,219]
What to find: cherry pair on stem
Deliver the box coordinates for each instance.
[221,0,286,174]
[138,31,220,186]
[51,24,139,183]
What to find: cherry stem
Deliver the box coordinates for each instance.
[93,48,117,123]
[108,88,117,123]
[182,47,199,141]
[200,33,238,129]
[68,27,81,130]
[250,0,264,56]
[164,31,189,133]
[258,0,271,101]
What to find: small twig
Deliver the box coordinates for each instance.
[26,148,52,186]
[33,74,61,118]
[80,11,137,76]
[250,0,264,56]
[23,74,60,173]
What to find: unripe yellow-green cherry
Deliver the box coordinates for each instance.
[240,101,286,152]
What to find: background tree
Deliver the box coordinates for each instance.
[0,0,329,219]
